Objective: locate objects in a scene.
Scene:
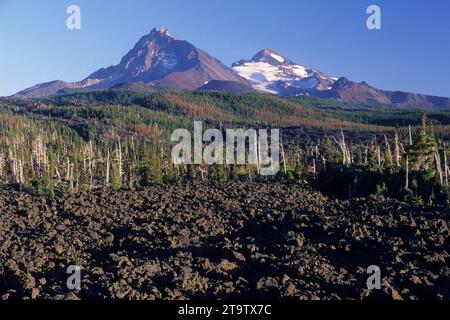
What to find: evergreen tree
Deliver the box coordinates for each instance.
[209,164,227,181]
[408,113,437,171]
[110,159,122,190]
[146,149,163,185]
[164,161,178,183]
[320,136,342,165]
[367,143,378,172]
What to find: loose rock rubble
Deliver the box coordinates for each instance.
[0,181,448,300]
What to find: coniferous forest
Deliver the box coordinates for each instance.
[0,90,449,205]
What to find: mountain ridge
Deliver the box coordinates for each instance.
[15,28,249,98]
[233,50,450,109]
[12,28,450,109]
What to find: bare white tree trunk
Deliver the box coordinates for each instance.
[384,134,393,167]
[199,165,206,181]
[69,163,74,193]
[405,155,410,189]
[17,159,24,185]
[394,131,401,167]
[435,151,443,185]
[88,141,93,190]
[409,125,413,146]
[0,151,4,179]
[117,137,123,183]
[255,133,260,176]
[332,131,350,165]
[377,145,381,168]
[32,135,47,178]
[364,146,368,166]
[444,148,449,186]
[280,136,287,175]
[65,157,71,181]
[105,149,110,187]
[55,166,62,186]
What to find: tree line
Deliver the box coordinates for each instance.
[0,110,448,205]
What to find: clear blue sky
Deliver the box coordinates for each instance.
[1,0,449,97]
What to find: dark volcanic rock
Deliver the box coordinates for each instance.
[0,181,448,300]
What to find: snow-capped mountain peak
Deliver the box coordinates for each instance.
[151,27,176,39]
[232,49,337,96]
[251,48,291,65]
